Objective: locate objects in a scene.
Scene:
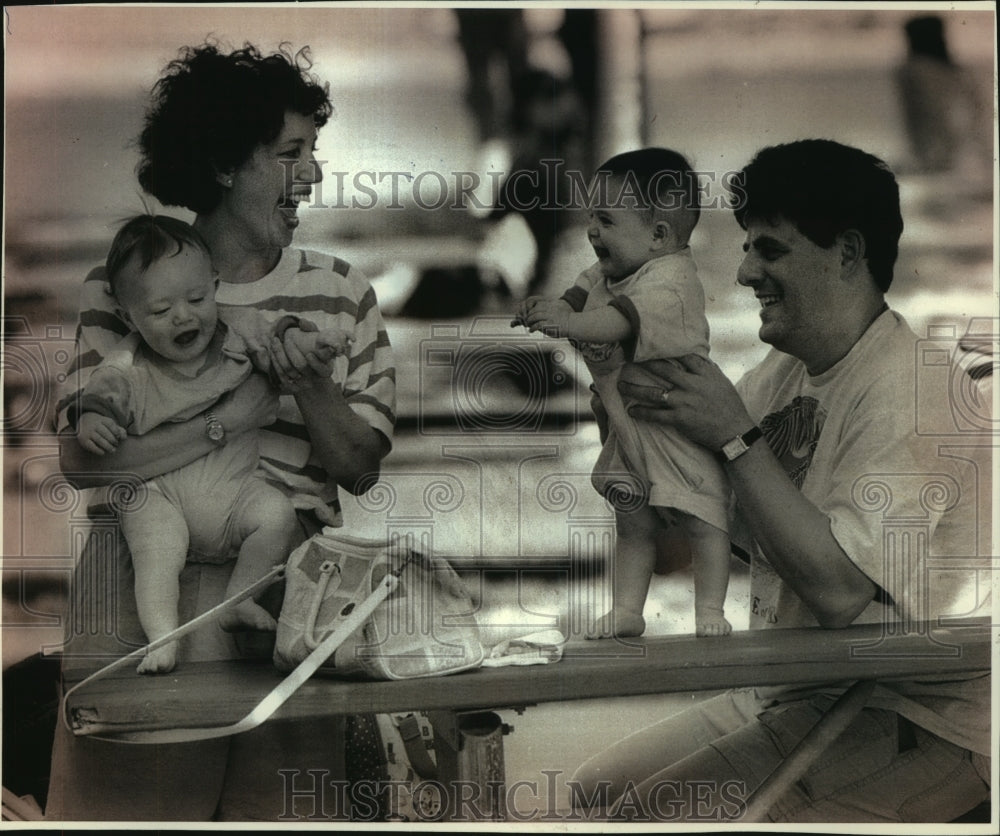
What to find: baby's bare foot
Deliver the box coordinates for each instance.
[137,641,177,674]
[219,600,278,633]
[586,609,646,640]
[696,613,732,637]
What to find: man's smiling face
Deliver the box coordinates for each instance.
[736,215,849,365]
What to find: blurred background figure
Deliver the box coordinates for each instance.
[454,8,529,145]
[455,9,593,296]
[488,64,587,295]
[896,15,989,176]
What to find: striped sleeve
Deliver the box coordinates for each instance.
[340,264,396,447]
[54,266,131,434]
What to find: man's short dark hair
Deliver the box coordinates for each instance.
[732,139,904,292]
[106,214,211,299]
[597,147,701,229]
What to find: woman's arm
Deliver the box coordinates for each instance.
[59,373,279,488]
[59,417,216,488]
[621,354,876,628]
[294,378,388,494]
[268,334,387,494]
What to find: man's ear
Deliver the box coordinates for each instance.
[839,229,866,276]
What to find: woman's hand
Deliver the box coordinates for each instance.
[618,355,754,452]
[268,322,337,394]
[261,322,386,493]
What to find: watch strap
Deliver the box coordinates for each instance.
[716,425,763,463]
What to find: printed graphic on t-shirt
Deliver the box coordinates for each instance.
[749,395,827,627]
[759,395,825,488]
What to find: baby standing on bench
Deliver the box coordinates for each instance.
[74,215,350,673]
[515,148,732,639]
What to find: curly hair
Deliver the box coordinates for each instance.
[137,42,333,215]
[732,139,904,293]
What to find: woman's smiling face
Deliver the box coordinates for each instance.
[221,110,322,256]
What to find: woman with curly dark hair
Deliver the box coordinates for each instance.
[48,42,395,821]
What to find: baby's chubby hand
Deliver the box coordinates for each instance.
[77,412,127,455]
[511,296,544,328]
[284,327,353,364]
[512,297,573,337]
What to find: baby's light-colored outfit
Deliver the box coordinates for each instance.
[78,320,277,562]
[563,249,729,531]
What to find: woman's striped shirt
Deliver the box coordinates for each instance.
[56,246,396,526]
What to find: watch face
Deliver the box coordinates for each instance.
[722,437,747,461]
[207,423,224,442]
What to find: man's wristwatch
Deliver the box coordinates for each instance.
[715,425,763,463]
[204,411,226,445]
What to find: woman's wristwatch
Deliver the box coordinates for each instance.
[715,425,763,463]
[204,411,226,445]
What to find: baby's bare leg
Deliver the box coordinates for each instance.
[119,494,190,673]
[678,512,732,637]
[587,505,660,639]
[221,486,301,632]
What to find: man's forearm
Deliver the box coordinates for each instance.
[724,441,877,627]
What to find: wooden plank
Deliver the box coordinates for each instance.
[63,619,990,737]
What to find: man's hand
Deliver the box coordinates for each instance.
[618,355,753,451]
[590,387,610,444]
[76,412,127,455]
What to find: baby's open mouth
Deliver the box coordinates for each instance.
[593,245,610,259]
[174,329,200,346]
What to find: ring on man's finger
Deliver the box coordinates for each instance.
[660,389,671,405]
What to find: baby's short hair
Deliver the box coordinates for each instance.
[596,147,700,240]
[106,214,211,299]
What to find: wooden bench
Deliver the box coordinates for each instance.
[61,617,991,821]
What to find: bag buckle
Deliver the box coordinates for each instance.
[303,560,343,650]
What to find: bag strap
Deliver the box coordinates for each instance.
[60,564,400,744]
[303,559,343,651]
[393,713,438,780]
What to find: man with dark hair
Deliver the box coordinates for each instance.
[570,139,990,821]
